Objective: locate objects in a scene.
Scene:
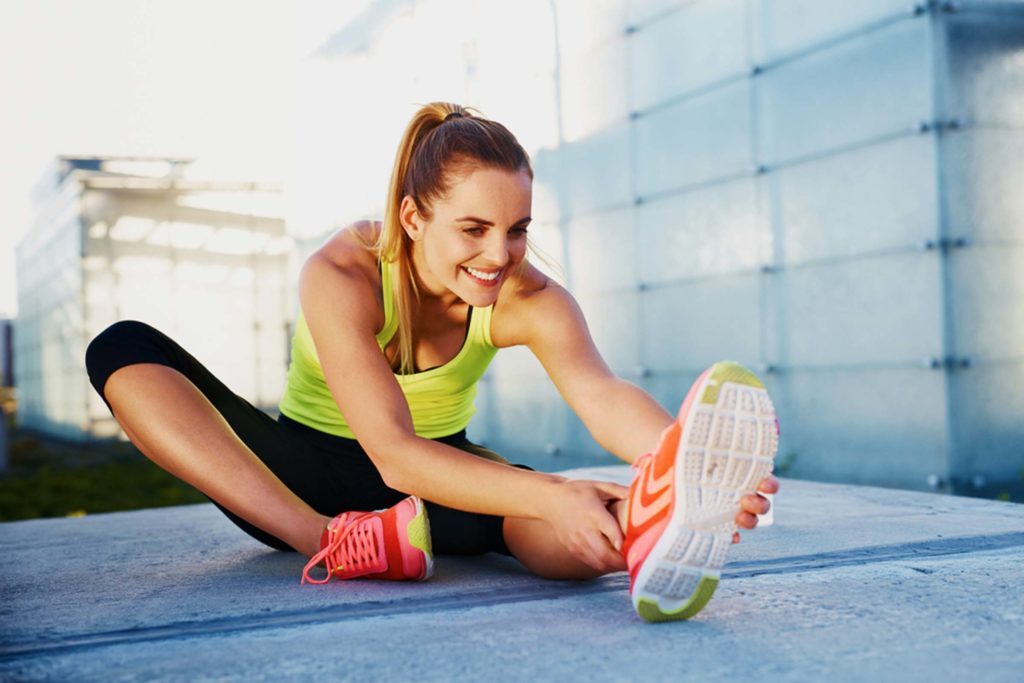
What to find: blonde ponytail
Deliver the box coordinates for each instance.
[364,102,534,374]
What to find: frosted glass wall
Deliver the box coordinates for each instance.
[941,5,1024,488]
[486,0,1024,492]
[298,0,1023,492]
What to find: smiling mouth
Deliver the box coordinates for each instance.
[461,266,502,285]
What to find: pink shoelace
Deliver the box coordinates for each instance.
[301,511,386,584]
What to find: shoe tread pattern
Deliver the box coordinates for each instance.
[634,361,777,622]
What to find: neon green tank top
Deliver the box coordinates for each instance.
[278,259,498,439]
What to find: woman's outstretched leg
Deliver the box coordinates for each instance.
[104,363,329,558]
[502,514,623,580]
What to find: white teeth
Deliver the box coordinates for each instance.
[465,266,500,281]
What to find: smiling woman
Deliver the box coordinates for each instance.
[83,102,779,623]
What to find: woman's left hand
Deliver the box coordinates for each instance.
[732,474,779,544]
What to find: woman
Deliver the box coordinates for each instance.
[85,102,779,623]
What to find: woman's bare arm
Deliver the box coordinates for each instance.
[494,277,673,464]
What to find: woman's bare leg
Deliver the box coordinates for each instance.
[502,500,629,580]
[104,363,328,558]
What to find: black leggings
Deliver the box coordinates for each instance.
[84,320,519,556]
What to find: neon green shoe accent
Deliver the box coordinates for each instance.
[405,505,433,562]
[636,576,720,623]
[701,361,765,405]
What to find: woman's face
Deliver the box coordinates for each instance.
[403,167,532,307]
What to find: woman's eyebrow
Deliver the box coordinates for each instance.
[454,215,532,226]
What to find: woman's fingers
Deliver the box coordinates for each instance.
[735,510,758,530]
[740,493,770,516]
[733,486,775,536]
[757,474,779,494]
[600,509,625,552]
[593,481,629,501]
[586,532,626,572]
[571,536,610,572]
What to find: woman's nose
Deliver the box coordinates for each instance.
[484,236,510,265]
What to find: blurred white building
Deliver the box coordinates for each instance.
[15,156,293,442]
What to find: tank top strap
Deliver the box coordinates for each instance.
[375,259,399,346]
[471,302,496,349]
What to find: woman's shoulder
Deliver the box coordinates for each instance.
[490,262,573,347]
[299,221,385,325]
[315,220,382,272]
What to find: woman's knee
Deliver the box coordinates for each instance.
[86,320,157,364]
[85,320,167,397]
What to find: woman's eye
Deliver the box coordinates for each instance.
[511,227,529,237]
[463,226,485,235]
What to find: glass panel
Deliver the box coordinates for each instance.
[566,207,635,294]
[197,318,257,401]
[557,122,633,216]
[171,265,257,401]
[466,374,492,446]
[482,372,570,465]
[756,18,933,165]
[942,129,1024,244]
[770,366,948,489]
[489,344,549,383]
[752,0,918,62]
[254,289,285,326]
[563,406,616,464]
[531,172,562,226]
[576,290,640,374]
[635,80,753,197]
[643,371,705,421]
[555,0,628,61]
[949,360,1024,484]
[944,12,1024,128]
[637,176,769,283]
[116,257,175,332]
[561,38,630,142]
[766,252,943,366]
[949,246,1024,360]
[256,326,289,406]
[628,0,687,26]
[628,0,748,111]
[772,135,939,265]
[639,273,762,373]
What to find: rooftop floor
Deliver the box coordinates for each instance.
[2,467,1023,682]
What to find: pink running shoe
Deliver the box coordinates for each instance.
[622,361,779,622]
[301,496,433,584]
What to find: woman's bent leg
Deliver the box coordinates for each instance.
[105,364,327,557]
[86,321,328,558]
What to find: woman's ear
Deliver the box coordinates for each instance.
[399,195,424,242]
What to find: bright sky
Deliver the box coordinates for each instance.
[0,0,369,318]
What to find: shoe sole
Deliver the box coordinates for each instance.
[632,361,778,622]
[405,497,435,580]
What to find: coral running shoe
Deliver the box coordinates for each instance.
[622,361,779,622]
[301,496,433,584]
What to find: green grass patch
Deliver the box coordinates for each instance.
[0,431,207,522]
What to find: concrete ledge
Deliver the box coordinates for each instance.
[2,468,1023,681]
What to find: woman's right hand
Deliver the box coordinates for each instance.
[540,478,629,573]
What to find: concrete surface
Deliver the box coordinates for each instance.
[1,467,1023,682]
